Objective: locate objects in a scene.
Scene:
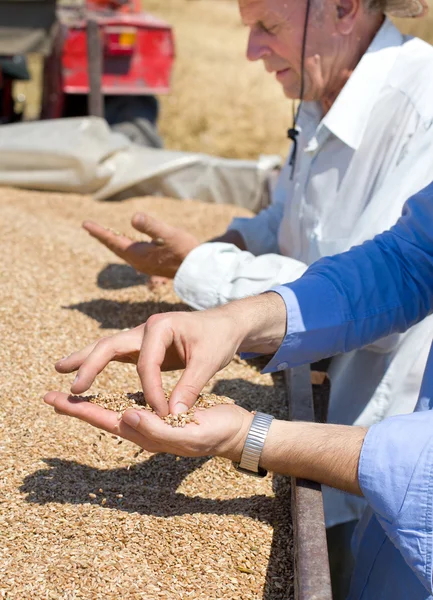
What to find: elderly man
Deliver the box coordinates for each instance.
[82,0,433,594]
[46,178,433,599]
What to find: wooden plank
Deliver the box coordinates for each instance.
[285,365,332,600]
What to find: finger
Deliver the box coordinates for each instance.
[168,357,214,415]
[69,339,123,394]
[82,221,133,258]
[136,323,175,417]
[131,213,175,241]
[44,391,154,449]
[55,340,99,374]
[122,407,174,437]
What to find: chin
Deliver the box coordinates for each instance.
[282,87,301,101]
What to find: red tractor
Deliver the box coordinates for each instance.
[0,0,175,146]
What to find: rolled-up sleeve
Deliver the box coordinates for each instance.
[174,243,307,311]
[263,181,433,373]
[358,409,433,592]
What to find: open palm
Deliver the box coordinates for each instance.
[83,212,199,278]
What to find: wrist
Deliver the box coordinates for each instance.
[216,409,254,462]
[180,238,200,262]
[237,292,287,354]
[216,292,287,356]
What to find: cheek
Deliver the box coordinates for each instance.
[273,32,301,71]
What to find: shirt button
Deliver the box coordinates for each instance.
[277,362,289,371]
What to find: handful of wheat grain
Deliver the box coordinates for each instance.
[86,390,234,427]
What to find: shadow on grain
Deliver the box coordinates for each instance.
[64,298,190,330]
[22,455,292,599]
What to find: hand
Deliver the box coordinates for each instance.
[55,294,286,416]
[83,213,199,278]
[43,392,253,462]
[55,309,247,416]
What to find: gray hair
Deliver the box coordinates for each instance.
[314,0,386,15]
[363,0,387,12]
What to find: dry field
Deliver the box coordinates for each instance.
[0,188,293,600]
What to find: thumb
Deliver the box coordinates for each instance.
[132,213,174,241]
[168,359,214,415]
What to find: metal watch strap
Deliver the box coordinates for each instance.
[233,412,274,477]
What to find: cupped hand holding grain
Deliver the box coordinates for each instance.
[82,212,199,278]
[43,391,253,462]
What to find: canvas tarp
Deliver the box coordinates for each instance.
[0,117,281,211]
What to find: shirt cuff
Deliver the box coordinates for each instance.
[174,243,231,310]
[260,277,343,374]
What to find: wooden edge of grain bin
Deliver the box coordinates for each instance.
[284,365,332,600]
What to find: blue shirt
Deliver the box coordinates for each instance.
[264,180,433,599]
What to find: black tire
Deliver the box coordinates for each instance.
[105,96,163,148]
[62,94,88,118]
[111,117,163,148]
[62,94,163,149]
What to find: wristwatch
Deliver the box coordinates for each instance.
[233,412,274,477]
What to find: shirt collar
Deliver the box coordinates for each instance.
[319,18,404,150]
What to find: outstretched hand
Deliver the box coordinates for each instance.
[44,391,253,462]
[83,212,199,278]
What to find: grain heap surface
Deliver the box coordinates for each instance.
[0,187,293,600]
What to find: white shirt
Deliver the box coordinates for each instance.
[174,19,433,526]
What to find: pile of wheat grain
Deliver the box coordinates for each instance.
[0,188,293,600]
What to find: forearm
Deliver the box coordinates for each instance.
[259,420,367,495]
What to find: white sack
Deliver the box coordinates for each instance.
[0,117,281,212]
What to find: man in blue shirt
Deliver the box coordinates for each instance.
[46,177,433,598]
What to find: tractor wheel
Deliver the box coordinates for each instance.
[111,118,163,148]
[105,96,163,149]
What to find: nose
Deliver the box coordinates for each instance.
[246,28,270,62]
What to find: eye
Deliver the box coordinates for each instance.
[268,24,280,34]
[260,21,279,34]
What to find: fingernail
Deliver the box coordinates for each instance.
[173,402,189,415]
[44,395,55,406]
[122,411,140,428]
[71,375,79,388]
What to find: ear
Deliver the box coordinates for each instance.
[335,0,361,34]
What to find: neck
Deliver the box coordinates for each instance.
[319,14,385,116]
